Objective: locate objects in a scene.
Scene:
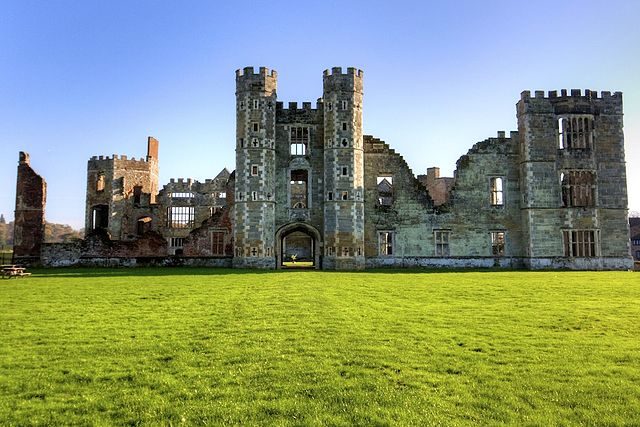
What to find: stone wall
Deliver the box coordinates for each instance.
[13,152,46,264]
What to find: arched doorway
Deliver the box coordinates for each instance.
[275,222,321,269]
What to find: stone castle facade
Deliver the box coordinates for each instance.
[16,66,633,269]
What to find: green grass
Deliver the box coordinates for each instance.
[1,269,639,426]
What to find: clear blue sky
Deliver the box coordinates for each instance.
[2,0,639,228]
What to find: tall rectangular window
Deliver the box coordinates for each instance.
[167,206,195,228]
[377,176,393,207]
[490,177,504,206]
[170,237,184,248]
[379,231,394,256]
[251,165,259,176]
[558,116,594,149]
[290,126,309,155]
[491,231,505,256]
[211,231,225,256]
[563,230,597,257]
[434,230,450,256]
[96,174,105,192]
[561,171,595,207]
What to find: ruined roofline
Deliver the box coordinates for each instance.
[520,89,622,100]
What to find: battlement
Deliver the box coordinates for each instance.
[323,67,363,78]
[89,154,149,163]
[520,89,622,101]
[235,66,277,79]
[275,100,322,111]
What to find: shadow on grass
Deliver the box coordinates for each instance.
[25,266,599,279]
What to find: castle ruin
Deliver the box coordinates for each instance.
[22,66,632,270]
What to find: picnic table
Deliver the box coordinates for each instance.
[1,265,31,279]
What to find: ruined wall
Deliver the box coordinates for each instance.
[13,152,46,264]
[417,167,454,206]
[85,137,159,240]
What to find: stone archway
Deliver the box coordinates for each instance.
[275,222,322,269]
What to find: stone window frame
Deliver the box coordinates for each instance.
[169,237,184,248]
[289,126,310,156]
[376,175,394,207]
[434,229,451,257]
[96,173,105,192]
[378,231,395,256]
[489,176,504,206]
[341,191,349,201]
[210,229,226,256]
[558,115,594,150]
[490,231,505,256]
[327,191,333,201]
[326,246,335,256]
[251,191,258,201]
[251,164,259,176]
[340,247,350,257]
[167,206,195,228]
[562,229,599,257]
[253,99,259,109]
[560,170,596,208]
[341,100,348,110]
[341,122,348,131]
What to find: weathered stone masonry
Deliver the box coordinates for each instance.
[20,67,633,270]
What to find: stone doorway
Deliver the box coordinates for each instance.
[275,222,321,269]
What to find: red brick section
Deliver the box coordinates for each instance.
[13,152,46,263]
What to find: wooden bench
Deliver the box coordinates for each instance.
[1,265,31,279]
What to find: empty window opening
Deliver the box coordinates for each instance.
[328,102,332,111]
[377,176,393,207]
[170,237,184,247]
[341,166,349,176]
[290,169,308,208]
[491,231,505,256]
[341,100,348,110]
[490,177,504,206]
[240,138,244,148]
[561,171,595,207]
[434,230,450,256]
[563,230,597,257]
[167,206,195,228]
[218,192,226,199]
[252,191,258,201]
[341,138,348,147]
[253,123,259,132]
[290,127,309,156]
[239,101,245,110]
[326,246,335,256]
[250,247,258,257]
[342,122,347,131]
[96,174,105,192]
[558,116,594,149]
[251,165,259,176]
[379,231,394,256]
[137,216,152,235]
[133,185,142,205]
[341,191,349,201]
[211,231,226,256]
[170,192,193,199]
[253,99,259,109]
[341,247,350,257]
[91,205,109,230]
[327,191,333,201]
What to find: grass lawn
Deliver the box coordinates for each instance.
[0,269,639,425]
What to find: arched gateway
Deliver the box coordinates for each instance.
[275,222,322,269]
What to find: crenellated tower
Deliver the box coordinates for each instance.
[517,89,632,269]
[85,137,159,240]
[322,67,365,269]
[233,67,278,268]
